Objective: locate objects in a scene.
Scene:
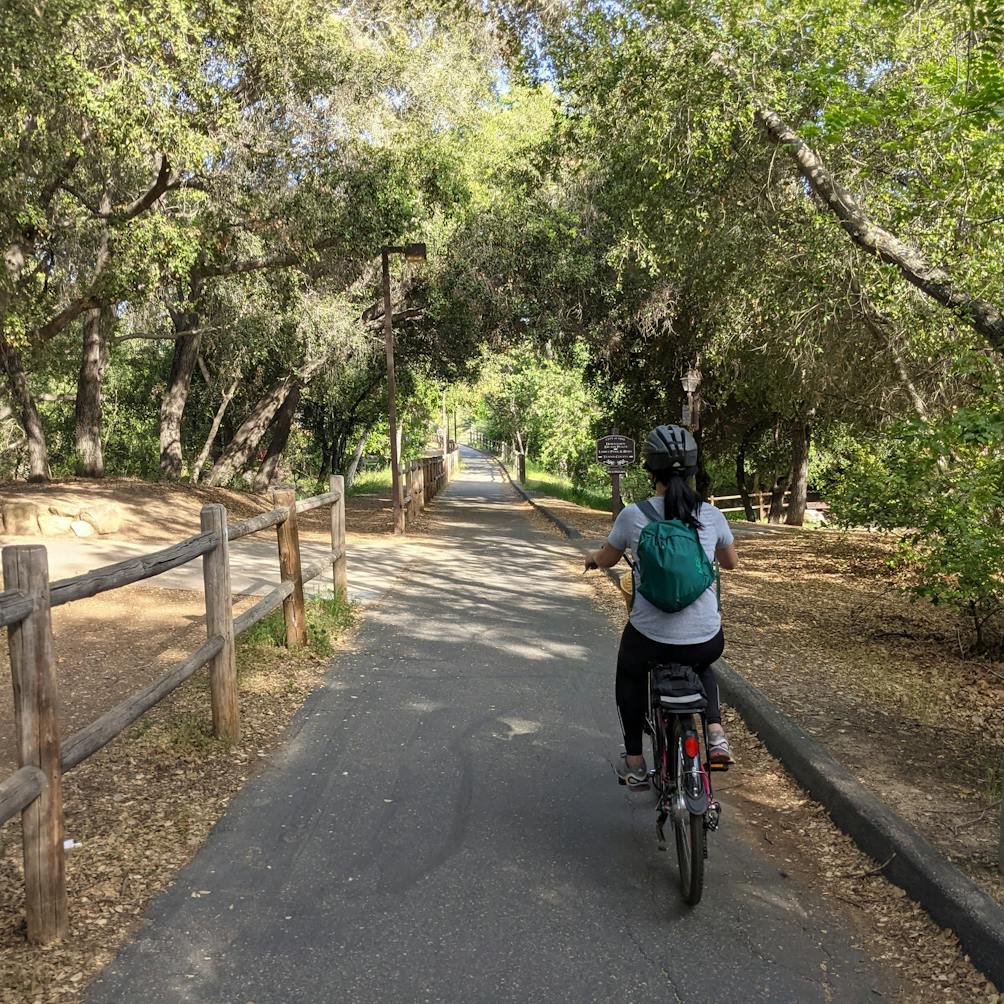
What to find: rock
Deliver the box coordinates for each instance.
[37,512,75,536]
[78,502,123,535]
[803,508,827,526]
[70,519,94,537]
[47,500,82,518]
[3,501,40,535]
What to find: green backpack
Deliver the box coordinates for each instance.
[633,499,719,613]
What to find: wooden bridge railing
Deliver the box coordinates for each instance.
[402,450,461,528]
[0,475,348,943]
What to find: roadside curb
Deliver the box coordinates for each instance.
[717,663,1004,987]
[481,448,1004,988]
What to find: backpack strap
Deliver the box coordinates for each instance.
[636,499,661,523]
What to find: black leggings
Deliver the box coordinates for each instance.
[616,622,725,756]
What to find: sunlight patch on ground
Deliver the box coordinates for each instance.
[495,716,542,739]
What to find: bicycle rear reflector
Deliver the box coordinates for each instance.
[683,736,700,758]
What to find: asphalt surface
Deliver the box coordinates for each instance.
[86,450,895,1003]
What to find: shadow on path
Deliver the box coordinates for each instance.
[85,450,896,1004]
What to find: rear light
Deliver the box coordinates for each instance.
[683,736,700,758]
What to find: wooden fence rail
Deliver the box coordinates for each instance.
[708,490,792,520]
[402,449,461,529]
[0,474,349,943]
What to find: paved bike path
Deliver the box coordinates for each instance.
[87,450,893,1003]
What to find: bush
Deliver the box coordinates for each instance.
[821,406,1004,654]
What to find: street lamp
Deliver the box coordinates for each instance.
[382,242,427,534]
[680,365,701,431]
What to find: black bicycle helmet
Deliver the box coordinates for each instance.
[642,424,698,475]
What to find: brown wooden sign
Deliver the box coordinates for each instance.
[596,434,635,472]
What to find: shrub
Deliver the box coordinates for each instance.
[822,406,1004,654]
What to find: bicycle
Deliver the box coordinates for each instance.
[645,663,726,906]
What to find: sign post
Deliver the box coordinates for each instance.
[596,433,636,520]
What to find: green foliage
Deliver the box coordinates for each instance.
[823,403,1004,652]
[474,341,603,488]
[523,460,613,511]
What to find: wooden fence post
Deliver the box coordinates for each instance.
[3,544,67,943]
[273,486,307,647]
[329,475,348,600]
[200,505,239,740]
[757,492,766,522]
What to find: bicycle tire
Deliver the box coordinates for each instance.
[649,710,665,794]
[674,810,705,905]
[670,719,705,905]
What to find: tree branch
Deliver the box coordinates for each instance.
[113,325,219,344]
[710,52,1004,353]
[60,154,174,225]
[35,294,99,343]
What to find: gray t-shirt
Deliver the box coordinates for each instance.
[607,498,734,645]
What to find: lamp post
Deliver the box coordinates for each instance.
[382,242,427,534]
[680,365,701,432]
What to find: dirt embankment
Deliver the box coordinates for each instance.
[0,476,398,543]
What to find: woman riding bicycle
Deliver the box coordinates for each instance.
[584,424,739,789]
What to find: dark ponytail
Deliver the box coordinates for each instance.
[647,468,703,530]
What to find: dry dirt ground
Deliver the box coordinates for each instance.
[527,493,1004,908]
[0,479,408,776]
[529,507,1000,1004]
[0,475,400,543]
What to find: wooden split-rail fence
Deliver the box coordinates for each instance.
[402,450,461,526]
[706,491,792,521]
[0,476,349,944]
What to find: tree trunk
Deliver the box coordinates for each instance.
[159,328,202,478]
[736,441,756,522]
[785,420,811,526]
[74,303,111,477]
[344,424,372,488]
[190,378,239,485]
[252,384,301,491]
[0,338,50,481]
[159,276,204,479]
[768,474,789,524]
[204,374,299,487]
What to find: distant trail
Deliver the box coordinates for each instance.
[85,448,897,1003]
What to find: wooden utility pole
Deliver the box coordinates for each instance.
[382,249,405,534]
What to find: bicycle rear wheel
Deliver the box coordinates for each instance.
[671,721,705,905]
[674,808,705,905]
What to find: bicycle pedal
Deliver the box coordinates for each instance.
[708,761,731,772]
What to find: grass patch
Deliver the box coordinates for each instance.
[346,467,392,496]
[522,462,612,511]
[238,593,355,662]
